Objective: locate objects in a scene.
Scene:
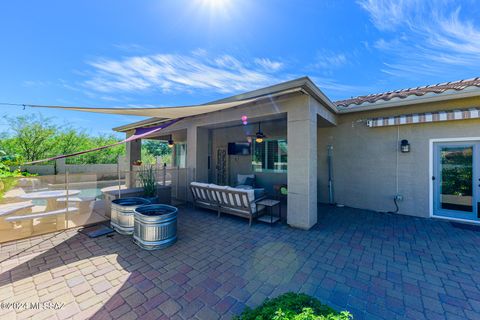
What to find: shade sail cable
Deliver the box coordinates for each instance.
[22,118,183,165]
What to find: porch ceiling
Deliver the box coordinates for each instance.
[199,113,286,130]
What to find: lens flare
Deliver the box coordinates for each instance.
[199,0,231,10]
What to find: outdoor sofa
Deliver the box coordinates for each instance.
[190,182,266,226]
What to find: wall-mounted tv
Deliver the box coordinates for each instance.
[228,142,251,155]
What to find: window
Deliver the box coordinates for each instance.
[252,139,287,172]
[174,143,186,168]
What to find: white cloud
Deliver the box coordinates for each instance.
[254,58,284,71]
[83,52,286,94]
[22,80,52,87]
[113,43,146,53]
[311,76,375,100]
[358,0,480,78]
[357,0,422,31]
[313,51,348,69]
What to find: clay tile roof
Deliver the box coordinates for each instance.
[334,77,480,108]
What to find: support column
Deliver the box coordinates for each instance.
[287,105,317,229]
[125,135,141,188]
[186,126,209,200]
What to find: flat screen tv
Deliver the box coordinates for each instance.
[228,142,251,155]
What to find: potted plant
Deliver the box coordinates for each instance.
[138,165,158,203]
[132,160,143,166]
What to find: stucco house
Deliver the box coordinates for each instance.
[57,76,480,229]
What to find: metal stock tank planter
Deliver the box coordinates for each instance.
[110,198,151,235]
[133,204,178,250]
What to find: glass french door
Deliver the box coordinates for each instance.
[433,142,479,221]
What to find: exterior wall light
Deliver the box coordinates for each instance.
[167,138,175,148]
[400,139,410,153]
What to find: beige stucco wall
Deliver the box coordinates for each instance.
[318,96,480,217]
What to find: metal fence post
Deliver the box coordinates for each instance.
[176,166,179,201]
[163,163,167,186]
[117,156,121,199]
[65,168,69,229]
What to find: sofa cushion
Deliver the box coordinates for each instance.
[237,174,254,185]
[244,177,255,187]
[191,182,209,187]
[235,185,253,190]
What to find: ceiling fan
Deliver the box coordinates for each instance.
[246,122,267,143]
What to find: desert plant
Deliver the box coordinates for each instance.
[138,165,156,197]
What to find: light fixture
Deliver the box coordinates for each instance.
[241,115,248,126]
[167,136,174,148]
[255,123,265,143]
[400,139,410,153]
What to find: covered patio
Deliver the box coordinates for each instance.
[111,78,338,229]
[1,205,479,319]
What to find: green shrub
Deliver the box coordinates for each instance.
[0,162,36,200]
[235,293,352,320]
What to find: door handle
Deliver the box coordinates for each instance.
[432,176,436,181]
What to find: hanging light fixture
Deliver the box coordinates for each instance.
[255,123,265,143]
[167,135,174,148]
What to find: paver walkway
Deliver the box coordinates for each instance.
[1,205,480,319]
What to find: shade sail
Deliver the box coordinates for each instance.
[22,118,182,165]
[29,87,303,118]
[367,107,480,127]
[29,99,257,118]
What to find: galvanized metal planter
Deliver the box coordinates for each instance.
[110,198,151,235]
[133,204,178,250]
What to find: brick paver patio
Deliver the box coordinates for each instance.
[1,204,480,319]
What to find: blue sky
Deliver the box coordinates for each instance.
[0,0,479,136]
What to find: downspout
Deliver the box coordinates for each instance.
[389,126,400,213]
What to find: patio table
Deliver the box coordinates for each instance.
[19,190,81,230]
[20,190,81,211]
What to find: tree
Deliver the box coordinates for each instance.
[143,140,172,157]
[4,114,57,162]
[142,140,172,165]
[53,127,90,156]
[67,134,125,164]
[0,114,126,164]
